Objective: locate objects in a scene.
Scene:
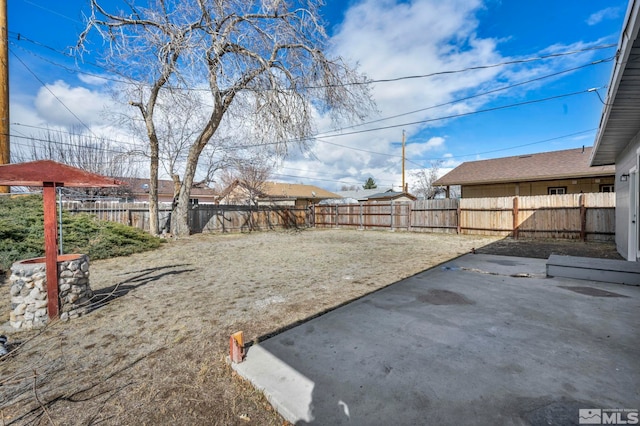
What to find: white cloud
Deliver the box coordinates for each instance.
[77,73,111,86]
[292,0,505,190]
[10,0,613,192]
[586,7,621,26]
[33,80,116,127]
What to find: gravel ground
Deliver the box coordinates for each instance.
[0,229,505,425]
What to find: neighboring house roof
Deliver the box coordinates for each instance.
[119,177,218,199]
[367,191,417,201]
[591,1,640,166]
[335,188,394,201]
[261,182,340,200]
[435,147,615,186]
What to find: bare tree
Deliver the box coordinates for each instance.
[79,0,374,236]
[215,154,274,205]
[234,156,274,206]
[412,160,445,200]
[14,128,139,198]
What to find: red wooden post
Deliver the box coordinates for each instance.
[43,182,60,319]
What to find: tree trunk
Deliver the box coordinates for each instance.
[171,184,191,236]
[172,157,198,236]
[148,153,160,235]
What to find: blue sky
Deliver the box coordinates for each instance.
[8,0,630,191]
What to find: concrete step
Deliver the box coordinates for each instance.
[546,254,640,286]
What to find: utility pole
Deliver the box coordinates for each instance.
[0,0,9,194]
[401,130,406,193]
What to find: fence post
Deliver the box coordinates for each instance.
[334,205,338,228]
[359,202,364,230]
[407,202,412,231]
[390,201,395,231]
[580,193,587,241]
[456,201,461,234]
[513,196,519,240]
[311,204,315,228]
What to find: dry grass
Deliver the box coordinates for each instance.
[0,229,501,425]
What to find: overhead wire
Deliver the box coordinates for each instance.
[9,30,616,90]
[331,56,614,132]
[10,48,100,139]
[9,23,615,180]
[317,88,600,139]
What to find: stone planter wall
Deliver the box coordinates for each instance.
[8,254,93,329]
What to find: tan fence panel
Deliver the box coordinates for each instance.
[582,193,615,242]
[362,203,392,229]
[314,205,336,228]
[410,199,458,233]
[517,194,581,239]
[460,197,513,236]
[336,204,362,228]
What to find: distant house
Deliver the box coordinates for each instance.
[366,191,417,203]
[217,181,340,208]
[435,147,615,198]
[119,177,218,204]
[334,188,395,202]
[590,0,640,261]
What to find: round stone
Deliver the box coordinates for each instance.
[10,284,22,296]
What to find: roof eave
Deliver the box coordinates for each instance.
[590,1,640,166]
[436,170,616,186]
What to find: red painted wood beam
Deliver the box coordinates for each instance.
[43,183,59,319]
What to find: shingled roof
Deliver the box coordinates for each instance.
[261,182,339,199]
[435,147,615,186]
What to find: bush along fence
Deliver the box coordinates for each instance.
[62,202,309,234]
[313,193,615,241]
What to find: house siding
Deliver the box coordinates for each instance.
[614,130,640,260]
[461,177,615,198]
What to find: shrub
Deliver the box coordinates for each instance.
[0,194,162,272]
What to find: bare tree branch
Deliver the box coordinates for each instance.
[78,0,375,236]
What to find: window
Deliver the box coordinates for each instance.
[600,184,614,193]
[548,187,566,195]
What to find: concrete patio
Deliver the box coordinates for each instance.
[233,254,640,425]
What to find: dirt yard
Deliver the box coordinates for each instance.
[0,229,619,425]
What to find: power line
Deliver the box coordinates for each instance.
[331,57,613,132]
[11,123,144,148]
[316,128,597,169]
[10,48,100,138]
[12,85,602,165]
[19,0,81,24]
[10,30,616,90]
[13,41,612,141]
[317,88,598,139]
[303,44,616,88]
[405,129,598,168]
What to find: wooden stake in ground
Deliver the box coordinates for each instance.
[229,331,245,363]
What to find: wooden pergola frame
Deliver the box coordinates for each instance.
[0,160,121,319]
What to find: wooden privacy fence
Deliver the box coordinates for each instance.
[63,193,615,241]
[62,202,308,234]
[314,193,615,241]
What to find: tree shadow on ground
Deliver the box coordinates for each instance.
[88,264,195,312]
